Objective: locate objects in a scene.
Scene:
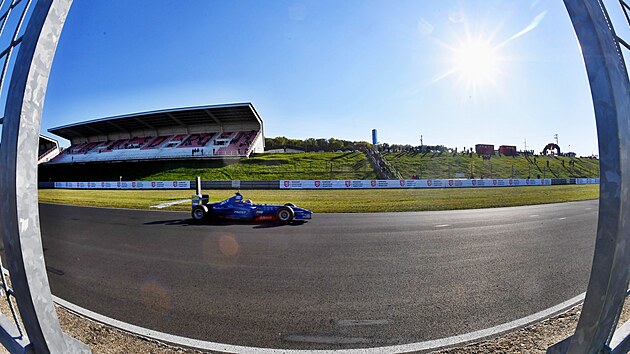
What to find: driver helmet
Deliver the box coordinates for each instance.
[244,199,252,204]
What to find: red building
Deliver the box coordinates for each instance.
[475,144,494,155]
[499,145,517,156]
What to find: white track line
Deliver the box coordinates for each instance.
[149,199,190,209]
[52,292,585,354]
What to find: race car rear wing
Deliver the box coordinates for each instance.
[192,176,209,206]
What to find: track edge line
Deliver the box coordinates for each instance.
[51,293,586,353]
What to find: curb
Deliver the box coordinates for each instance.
[52,293,585,353]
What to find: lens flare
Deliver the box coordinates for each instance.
[202,233,240,267]
[140,280,171,315]
[219,234,239,257]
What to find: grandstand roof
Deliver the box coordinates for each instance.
[48,103,262,140]
[39,134,58,144]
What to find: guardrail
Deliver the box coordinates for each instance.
[40,178,600,190]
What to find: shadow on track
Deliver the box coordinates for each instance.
[143,219,307,228]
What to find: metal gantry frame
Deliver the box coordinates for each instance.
[0,0,626,353]
[548,0,630,353]
[0,0,89,352]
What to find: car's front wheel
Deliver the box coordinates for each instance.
[276,206,294,223]
[192,205,208,222]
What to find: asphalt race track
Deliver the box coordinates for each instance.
[40,200,598,350]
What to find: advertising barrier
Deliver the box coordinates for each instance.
[280,179,553,189]
[576,178,600,185]
[53,180,191,189]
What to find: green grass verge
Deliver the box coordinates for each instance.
[383,152,600,179]
[142,152,377,180]
[38,185,598,213]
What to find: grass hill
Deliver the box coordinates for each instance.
[382,152,599,179]
[40,151,599,182]
[143,152,376,180]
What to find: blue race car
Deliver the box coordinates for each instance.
[191,192,312,224]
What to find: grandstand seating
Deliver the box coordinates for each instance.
[178,133,215,148]
[47,130,259,164]
[142,135,171,150]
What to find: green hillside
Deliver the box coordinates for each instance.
[143,152,377,180]
[382,152,599,179]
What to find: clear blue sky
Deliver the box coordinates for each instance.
[31,0,629,156]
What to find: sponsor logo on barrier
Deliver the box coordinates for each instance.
[345,180,351,187]
[315,180,321,188]
[509,179,513,185]
[427,180,432,186]
[284,181,290,188]
[448,180,453,186]
[400,180,406,186]
[371,180,377,187]
[152,181,156,188]
[472,180,477,186]
[173,181,177,187]
[493,179,497,185]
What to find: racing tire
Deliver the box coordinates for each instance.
[192,205,208,223]
[284,203,296,207]
[276,206,294,223]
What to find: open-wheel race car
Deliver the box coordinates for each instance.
[191,191,312,224]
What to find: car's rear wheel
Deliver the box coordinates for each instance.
[192,205,208,222]
[276,206,294,223]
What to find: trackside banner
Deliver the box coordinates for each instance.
[575,178,600,184]
[280,179,553,189]
[53,181,191,189]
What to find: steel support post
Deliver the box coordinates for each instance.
[0,0,89,352]
[548,0,630,353]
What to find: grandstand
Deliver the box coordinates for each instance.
[46,103,264,164]
[0,118,60,163]
[37,135,61,163]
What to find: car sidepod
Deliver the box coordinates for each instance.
[212,204,257,220]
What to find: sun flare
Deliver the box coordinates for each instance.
[453,39,499,88]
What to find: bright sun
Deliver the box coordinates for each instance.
[453,39,499,89]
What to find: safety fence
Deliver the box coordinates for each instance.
[50,180,191,189]
[40,178,600,190]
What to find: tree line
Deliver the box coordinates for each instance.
[265,136,450,153]
[265,137,372,152]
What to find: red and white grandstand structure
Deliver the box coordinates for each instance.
[46,103,265,164]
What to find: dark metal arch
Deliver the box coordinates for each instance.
[548,0,630,353]
[542,143,561,156]
[0,0,89,352]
